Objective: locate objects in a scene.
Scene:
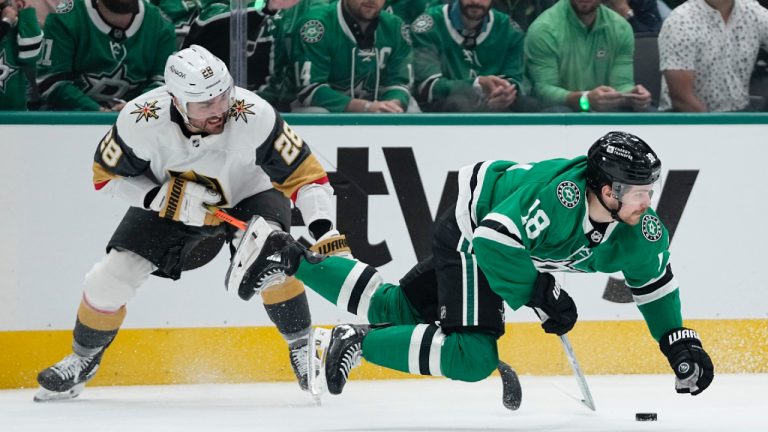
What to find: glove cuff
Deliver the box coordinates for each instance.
[659,327,702,357]
[310,231,351,256]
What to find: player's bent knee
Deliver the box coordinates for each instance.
[440,332,499,382]
[83,249,155,311]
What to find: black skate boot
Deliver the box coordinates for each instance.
[289,339,310,392]
[34,349,105,402]
[226,217,325,300]
[325,324,369,395]
[498,360,522,411]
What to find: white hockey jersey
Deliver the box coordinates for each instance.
[93,85,328,209]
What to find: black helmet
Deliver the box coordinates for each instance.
[586,131,661,192]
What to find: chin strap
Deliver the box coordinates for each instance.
[591,189,626,224]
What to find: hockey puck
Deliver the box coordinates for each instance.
[635,413,657,421]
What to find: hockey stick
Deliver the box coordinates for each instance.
[206,205,248,230]
[534,308,596,411]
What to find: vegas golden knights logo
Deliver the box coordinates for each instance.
[201,66,214,79]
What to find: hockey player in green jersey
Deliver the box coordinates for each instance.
[290,0,414,113]
[37,0,175,111]
[229,131,714,400]
[0,0,43,110]
[411,0,528,112]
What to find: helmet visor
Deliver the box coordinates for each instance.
[612,178,660,206]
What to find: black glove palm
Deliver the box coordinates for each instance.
[526,272,578,336]
[659,327,714,395]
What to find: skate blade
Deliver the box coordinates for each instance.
[308,327,332,403]
[225,217,275,292]
[33,383,86,402]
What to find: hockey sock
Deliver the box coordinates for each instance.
[262,277,312,343]
[362,325,499,382]
[294,256,382,318]
[73,298,125,352]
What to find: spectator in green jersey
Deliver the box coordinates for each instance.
[525,0,652,112]
[289,0,415,113]
[412,0,540,112]
[0,0,42,110]
[37,0,175,111]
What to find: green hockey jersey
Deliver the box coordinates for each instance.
[459,157,681,341]
[410,4,524,111]
[258,0,334,109]
[0,7,43,110]
[291,1,413,112]
[37,0,176,110]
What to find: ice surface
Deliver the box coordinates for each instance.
[1,374,765,432]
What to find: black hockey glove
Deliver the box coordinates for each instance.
[526,272,577,336]
[659,327,714,396]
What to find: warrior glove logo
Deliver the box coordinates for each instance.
[641,215,662,242]
[556,181,580,209]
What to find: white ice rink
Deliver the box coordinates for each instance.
[2,374,766,432]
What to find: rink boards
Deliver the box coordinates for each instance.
[1,113,767,389]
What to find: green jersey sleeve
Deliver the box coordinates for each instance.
[378,21,412,107]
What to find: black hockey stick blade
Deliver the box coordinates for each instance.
[498,361,522,411]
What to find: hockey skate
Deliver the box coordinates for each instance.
[34,350,105,402]
[498,360,522,411]
[313,324,369,395]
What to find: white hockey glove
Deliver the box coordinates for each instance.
[149,177,221,227]
[309,229,352,258]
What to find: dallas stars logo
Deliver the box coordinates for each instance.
[0,51,20,93]
[300,20,325,43]
[556,181,580,209]
[641,214,662,242]
[81,65,141,102]
[130,100,161,122]
[229,99,255,122]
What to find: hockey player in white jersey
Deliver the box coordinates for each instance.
[34,45,348,401]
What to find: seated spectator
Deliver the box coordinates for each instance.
[603,0,662,33]
[1,0,43,110]
[183,0,301,97]
[658,0,768,112]
[260,0,335,111]
[411,0,534,112]
[290,0,414,113]
[492,0,557,30]
[37,0,175,111]
[525,0,651,112]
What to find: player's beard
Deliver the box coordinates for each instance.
[188,113,228,135]
[460,2,490,21]
[99,0,139,14]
